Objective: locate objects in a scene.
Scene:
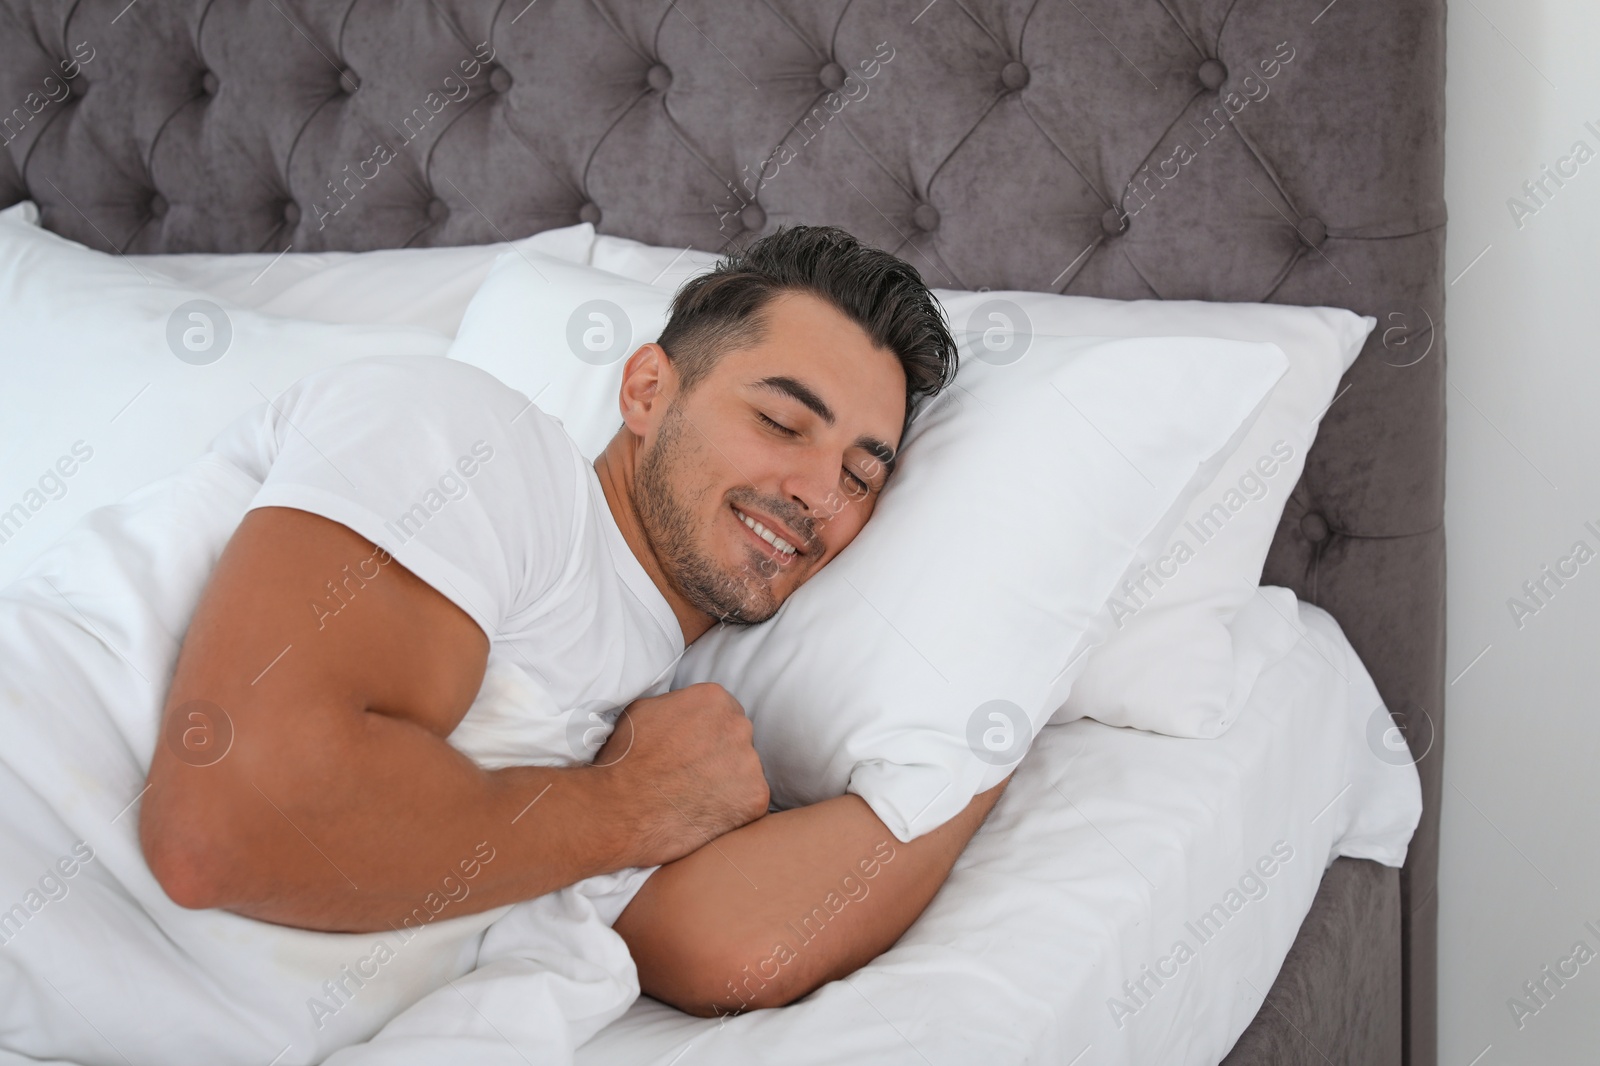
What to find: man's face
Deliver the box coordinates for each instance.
[632,291,906,625]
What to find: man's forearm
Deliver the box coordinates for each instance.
[613,776,1010,1015]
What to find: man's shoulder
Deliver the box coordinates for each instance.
[289,355,579,453]
[237,354,595,626]
[225,354,588,520]
[297,354,521,410]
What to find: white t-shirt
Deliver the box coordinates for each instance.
[211,352,686,766]
[196,354,682,1054]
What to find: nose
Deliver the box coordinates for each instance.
[782,448,852,544]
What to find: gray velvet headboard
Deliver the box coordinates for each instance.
[0,0,1446,1061]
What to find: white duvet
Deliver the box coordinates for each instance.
[0,446,1420,1066]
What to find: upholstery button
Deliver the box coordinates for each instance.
[1001,61,1030,91]
[1198,59,1227,90]
[740,203,767,232]
[1300,512,1330,543]
[338,67,360,94]
[148,193,168,219]
[1296,216,1328,248]
[427,198,448,223]
[578,201,601,225]
[646,64,672,92]
[282,201,301,227]
[819,62,846,91]
[912,202,940,232]
[488,66,512,94]
[200,70,219,97]
[1100,207,1126,236]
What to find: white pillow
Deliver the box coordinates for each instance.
[675,335,1286,840]
[0,200,37,225]
[125,225,597,336]
[0,206,595,338]
[573,243,1374,738]
[589,233,722,293]
[0,216,452,590]
[446,246,672,459]
[931,291,1372,737]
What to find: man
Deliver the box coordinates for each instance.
[140,225,1010,1019]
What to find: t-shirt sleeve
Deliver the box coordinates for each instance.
[241,354,584,639]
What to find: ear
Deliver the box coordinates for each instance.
[617,343,677,436]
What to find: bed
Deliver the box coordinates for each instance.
[0,0,1447,1062]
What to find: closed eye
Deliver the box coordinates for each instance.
[760,410,875,497]
[757,412,796,436]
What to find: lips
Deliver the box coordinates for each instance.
[732,504,805,560]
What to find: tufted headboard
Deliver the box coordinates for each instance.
[1,0,1446,1060]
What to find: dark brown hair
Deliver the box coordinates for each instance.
[656,225,957,439]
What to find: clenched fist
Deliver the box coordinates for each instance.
[593,682,771,868]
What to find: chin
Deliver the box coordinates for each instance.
[733,565,786,621]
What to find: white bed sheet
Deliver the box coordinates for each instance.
[573,589,1421,1066]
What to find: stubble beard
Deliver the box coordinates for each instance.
[633,401,783,626]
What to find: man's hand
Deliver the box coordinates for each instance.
[594,684,770,869]
[139,506,767,932]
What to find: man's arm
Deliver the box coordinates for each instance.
[139,506,769,931]
[613,775,1011,1016]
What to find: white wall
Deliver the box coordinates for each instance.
[1441,1,1600,1062]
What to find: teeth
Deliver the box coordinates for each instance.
[736,508,797,556]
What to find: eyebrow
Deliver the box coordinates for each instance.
[752,375,898,479]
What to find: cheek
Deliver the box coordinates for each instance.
[819,497,875,558]
[662,425,721,507]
